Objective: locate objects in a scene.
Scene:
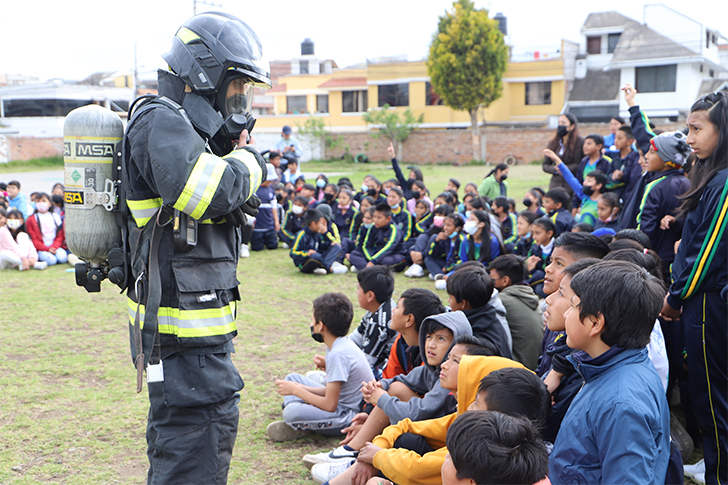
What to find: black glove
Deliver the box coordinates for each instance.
[222,195,261,227]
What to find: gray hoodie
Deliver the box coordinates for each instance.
[378,311,473,424]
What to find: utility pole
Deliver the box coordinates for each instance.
[193,0,222,15]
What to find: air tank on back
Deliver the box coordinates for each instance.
[63,104,123,263]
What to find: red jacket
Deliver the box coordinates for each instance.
[25,212,65,252]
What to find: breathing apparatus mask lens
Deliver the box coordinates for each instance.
[221,76,253,117]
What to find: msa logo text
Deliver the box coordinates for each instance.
[65,191,85,205]
[76,143,114,158]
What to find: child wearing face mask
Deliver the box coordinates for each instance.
[404,204,454,278]
[0,208,47,270]
[25,192,67,266]
[424,214,464,279]
[331,189,356,240]
[593,192,621,231]
[279,195,309,248]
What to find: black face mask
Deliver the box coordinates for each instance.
[582,185,595,196]
[367,188,378,197]
[412,190,422,199]
[52,194,64,205]
[310,326,324,343]
[557,125,569,138]
[522,198,533,208]
[324,192,335,202]
[500,174,508,181]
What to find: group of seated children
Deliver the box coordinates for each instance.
[0,181,79,271]
[267,244,675,484]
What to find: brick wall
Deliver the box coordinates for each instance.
[327,120,684,165]
[5,136,64,162]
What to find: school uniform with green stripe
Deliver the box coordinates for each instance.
[666,168,728,484]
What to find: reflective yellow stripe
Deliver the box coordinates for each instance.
[225,149,263,198]
[174,152,228,219]
[176,27,200,44]
[128,299,237,338]
[127,198,163,227]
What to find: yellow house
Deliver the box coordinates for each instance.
[255,50,569,133]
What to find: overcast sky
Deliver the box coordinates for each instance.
[2,0,726,82]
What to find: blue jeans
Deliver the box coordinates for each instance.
[38,248,68,265]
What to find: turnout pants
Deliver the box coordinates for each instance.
[683,291,727,484]
[146,352,243,485]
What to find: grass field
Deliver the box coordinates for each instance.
[0,164,550,484]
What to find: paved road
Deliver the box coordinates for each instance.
[0,170,64,195]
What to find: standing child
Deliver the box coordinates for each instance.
[268,293,375,441]
[661,91,728,484]
[250,164,280,251]
[25,192,68,265]
[608,125,641,200]
[0,209,46,270]
[635,131,691,281]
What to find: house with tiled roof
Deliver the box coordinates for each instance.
[565,5,727,122]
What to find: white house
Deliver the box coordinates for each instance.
[565,5,727,122]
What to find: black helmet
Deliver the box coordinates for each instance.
[163,12,271,116]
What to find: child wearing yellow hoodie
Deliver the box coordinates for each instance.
[315,339,550,485]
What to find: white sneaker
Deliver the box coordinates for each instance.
[240,244,250,258]
[310,460,355,484]
[304,370,327,386]
[313,268,328,275]
[684,459,705,478]
[302,444,357,469]
[282,242,290,249]
[349,265,358,273]
[34,261,48,270]
[408,263,424,278]
[691,472,706,485]
[435,279,447,291]
[330,262,348,274]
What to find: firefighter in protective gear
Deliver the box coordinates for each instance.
[122,12,271,483]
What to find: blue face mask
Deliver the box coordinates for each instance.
[316,179,326,188]
[361,184,369,192]
[448,230,458,239]
[457,203,465,213]
[465,210,472,219]
[363,222,374,229]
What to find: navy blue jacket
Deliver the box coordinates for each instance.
[607,150,641,201]
[332,206,356,239]
[576,155,611,183]
[635,168,690,264]
[427,233,464,272]
[547,208,575,236]
[668,168,728,309]
[281,210,305,241]
[390,205,413,242]
[362,223,403,264]
[289,226,333,268]
[628,105,658,155]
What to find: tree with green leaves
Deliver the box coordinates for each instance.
[296,115,348,160]
[427,0,508,162]
[362,104,424,161]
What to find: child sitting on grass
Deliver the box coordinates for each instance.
[350,203,405,272]
[280,195,309,248]
[268,292,375,442]
[314,344,538,485]
[525,217,556,297]
[423,214,464,280]
[542,188,575,236]
[513,210,538,257]
[302,311,473,469]
[381,288,445,380]
[548,260,670,484]
[594,192,621,231]
[289,209,346,275]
